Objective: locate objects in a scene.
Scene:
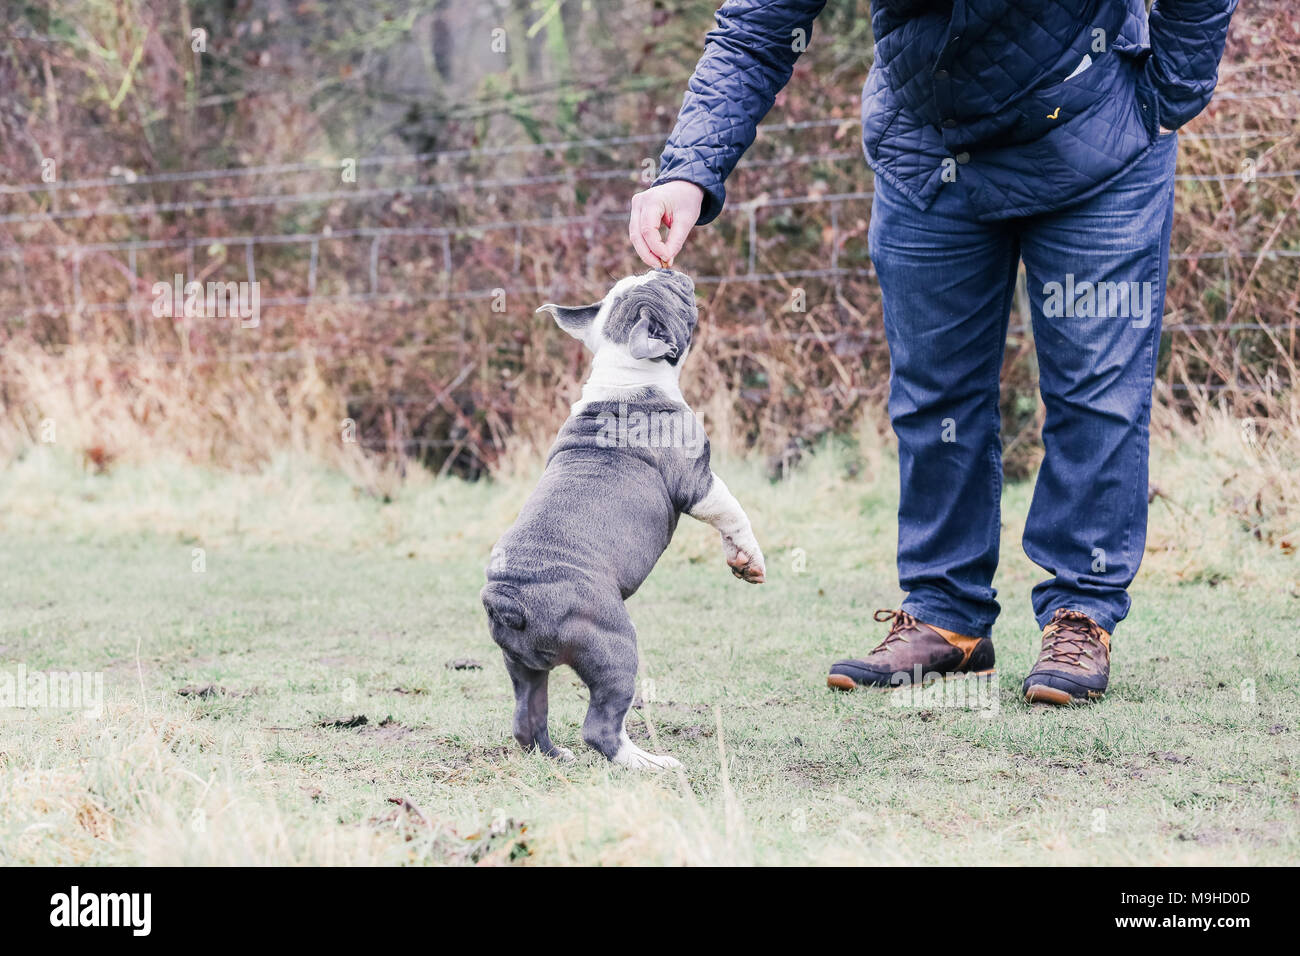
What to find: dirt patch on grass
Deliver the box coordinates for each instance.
[319,714,370,729]
[785,758,853,789]
[178,683,256,699]
[360,718,413,743]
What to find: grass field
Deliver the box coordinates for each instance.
[1,426,1296,865]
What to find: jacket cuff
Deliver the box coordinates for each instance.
[1147,0,1238,128]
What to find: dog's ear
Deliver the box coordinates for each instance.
[626,306,678,361]
[537,302,601,341]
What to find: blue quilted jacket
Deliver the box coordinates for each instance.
[654,0,1238,223]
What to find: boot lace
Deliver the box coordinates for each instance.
[1041,609,1105,665]
[869,608,922,655]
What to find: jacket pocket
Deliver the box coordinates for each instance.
[860,67,902,157]
[1009,46,1122,145]
[1113,38,1160,136]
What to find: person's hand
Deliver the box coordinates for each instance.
[628,180,704,269]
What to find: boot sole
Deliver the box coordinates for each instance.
[827,669,996,692]
[1023,684,1105,706]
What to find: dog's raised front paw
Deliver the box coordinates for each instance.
[725,541,766,584]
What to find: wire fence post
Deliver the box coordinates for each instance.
[307,239,319,298]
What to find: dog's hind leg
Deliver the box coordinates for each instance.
[566,608,681,771]
[503,656,572,761]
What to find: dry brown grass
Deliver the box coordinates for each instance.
[1,2,1296,476]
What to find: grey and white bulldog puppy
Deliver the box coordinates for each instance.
[481,269,765,770]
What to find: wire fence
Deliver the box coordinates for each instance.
[3,100,1298,458]
[3,133,1295,324]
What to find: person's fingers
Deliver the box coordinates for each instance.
[627,196,658,268]
[637,199,673,265]
[628,204,660,269]
[662,209,694,265]
[630,232,657,269]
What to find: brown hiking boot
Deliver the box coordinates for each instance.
[1022,608,1111,705]
[827,608,995,691]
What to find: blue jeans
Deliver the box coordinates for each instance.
[869,132,1178,638]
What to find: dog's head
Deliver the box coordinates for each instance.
[538,269,698,367]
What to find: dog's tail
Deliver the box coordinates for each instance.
[481,582,528,631]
